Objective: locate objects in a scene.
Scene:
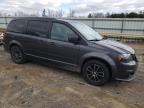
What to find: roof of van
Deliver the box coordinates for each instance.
[13,17,57,21]
[12,17,80,24]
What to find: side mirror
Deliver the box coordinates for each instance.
[68,36,79,44]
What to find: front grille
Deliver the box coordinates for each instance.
[131,54,137,62]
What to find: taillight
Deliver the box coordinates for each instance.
[2,31,7,45]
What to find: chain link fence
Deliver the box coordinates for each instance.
[0,17,144,42]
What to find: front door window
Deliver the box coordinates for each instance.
[51,22,76,42]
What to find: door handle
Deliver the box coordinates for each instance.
[49,42,62,47]
[49,42,55,45]
[39,40,44,43]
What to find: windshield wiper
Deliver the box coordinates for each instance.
[89,39,99,41]
[89,37,106,41]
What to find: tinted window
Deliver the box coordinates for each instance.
[27,21,49,38]
[51,23,76,42]
[7,20,27,33]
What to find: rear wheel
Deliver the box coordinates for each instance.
[82,60,110,86]
[10,45,26,64]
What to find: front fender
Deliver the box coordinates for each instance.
[79,52,117,74]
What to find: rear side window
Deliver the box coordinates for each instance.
[7,20,27,33]
[27,21,49,38]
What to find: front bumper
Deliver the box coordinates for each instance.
[114,60,138,81]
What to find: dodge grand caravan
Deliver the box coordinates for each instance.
[3,17,138,86]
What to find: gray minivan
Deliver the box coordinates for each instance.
[3,17,138,86]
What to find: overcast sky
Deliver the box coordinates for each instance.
[0,0,144,16]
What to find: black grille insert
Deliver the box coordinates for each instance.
[131,54,137,62]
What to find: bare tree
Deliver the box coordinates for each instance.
[0,12,2,17]
[69,8,75,18]
[106,12,110,18]
[42,9,46,17]
[46,8,64,18]
[93,12,104,18]
[58,9,64,18]
[88,13,92,18]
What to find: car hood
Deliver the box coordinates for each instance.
[92,39,135,54]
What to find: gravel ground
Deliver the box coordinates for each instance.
[0,43,144,108]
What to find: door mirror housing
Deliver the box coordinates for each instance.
[68,36,79,44]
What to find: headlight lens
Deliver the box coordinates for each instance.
[116,54,132,62]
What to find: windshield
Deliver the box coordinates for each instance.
[69,21,103,41]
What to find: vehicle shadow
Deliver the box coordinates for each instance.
[25,59,124,87]
[29,59,82,79]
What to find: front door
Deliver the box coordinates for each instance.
[47,22,80,66]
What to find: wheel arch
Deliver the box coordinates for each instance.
[81,57,112,75]
[9,40,24,51]
[79,53,117,77]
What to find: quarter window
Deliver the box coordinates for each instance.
[51,23,76,42]
[7,20,27,33]
[27,21,49,38]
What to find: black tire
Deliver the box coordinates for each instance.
[82,60,110,86]
[10,45,26,64]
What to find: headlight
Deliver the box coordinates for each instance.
[116,54,132,62]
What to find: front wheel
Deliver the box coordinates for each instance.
[10,45,26,64]
[82,60,110,86]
